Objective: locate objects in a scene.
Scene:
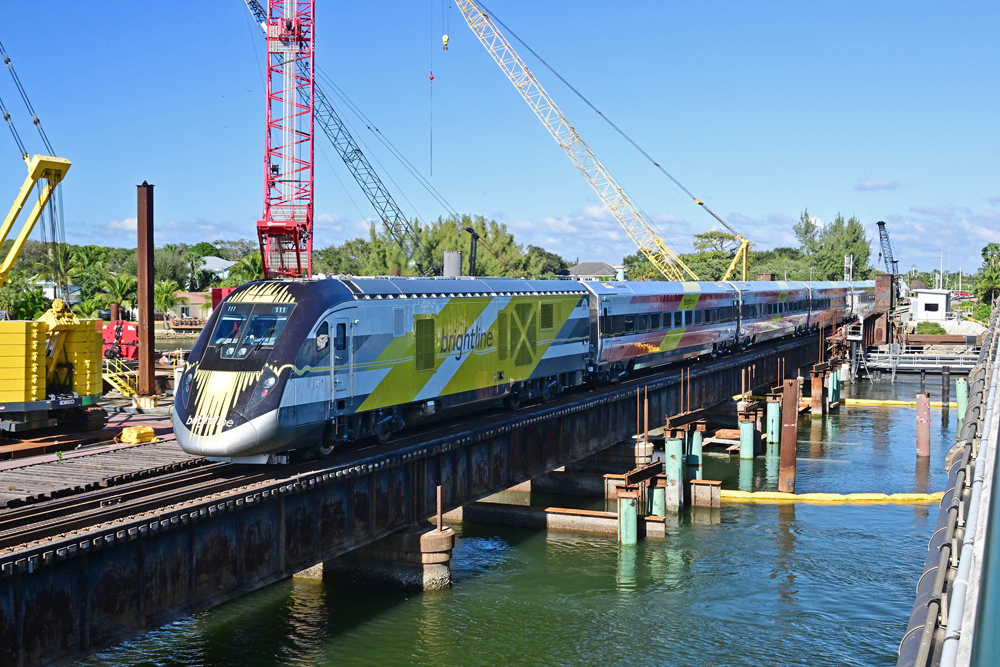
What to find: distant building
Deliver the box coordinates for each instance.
[563,262,624,281]
[200,256,237,280]
[176,292,212,319]
[36,281,83,304]
[911,289,951,322]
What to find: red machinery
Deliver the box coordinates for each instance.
[102,320,139,360]
[256,0,315,279]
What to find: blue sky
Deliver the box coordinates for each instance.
[0,1,996,273]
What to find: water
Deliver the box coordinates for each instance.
[81,375,950,667]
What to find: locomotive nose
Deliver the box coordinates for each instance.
[174,411,260,458]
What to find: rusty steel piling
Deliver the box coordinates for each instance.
[916,393,931,457]
[136,182,155,398]
[779,379,798,492]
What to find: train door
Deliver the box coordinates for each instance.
[333,313,354,399]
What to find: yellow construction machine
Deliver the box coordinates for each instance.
[0,156,106,432]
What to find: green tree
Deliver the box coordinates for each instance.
[96,273,138,312]
[154,279,189,315]
[213,239,259,262]
[812,214,872,280]
[692,231,740,254]
[223,252,264,286]
[0,274,51,319]
[793,209,819,256]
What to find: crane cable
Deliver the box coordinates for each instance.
[472,1,740,239]
[0,90,26,159]
[0,37,67,294]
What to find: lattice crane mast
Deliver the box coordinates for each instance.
[245,1,440,276]
[876,220,899,277]
[255,0,315,279]
[455,0,698,282]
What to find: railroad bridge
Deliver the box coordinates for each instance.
[0,337,819,667]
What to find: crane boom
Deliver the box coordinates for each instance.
[455,0,698,282]
[244,0,440,275]
[876,221,898,276]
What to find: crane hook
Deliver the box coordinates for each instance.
[442,34,449,50]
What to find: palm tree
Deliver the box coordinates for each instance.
[96,273,138,313]
[33,243,77,299]
[183,250,203,290]
[154,279,188,316]
[982,243,1000,272]
[223,252,264,286]
[71,245,108,270]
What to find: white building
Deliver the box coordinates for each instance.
[911,289,951,322]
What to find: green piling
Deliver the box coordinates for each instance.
[665,437,684,510]
[617,491,638,544]
[650,484,666,517]
[739,419,755,460]
[766,400,781,444]
[957,377,969,427]
[689,431,703,480]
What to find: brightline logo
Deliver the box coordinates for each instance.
[441,317,494,360]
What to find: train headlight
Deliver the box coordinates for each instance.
[247,367,279,412]
[179,367,196,409]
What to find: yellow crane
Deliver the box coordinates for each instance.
[0,154,71,284]
[455,0,698,282]
[455,1,753,281]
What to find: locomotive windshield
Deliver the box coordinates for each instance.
[208,303,295,359]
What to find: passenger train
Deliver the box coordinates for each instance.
[175,278,875,463]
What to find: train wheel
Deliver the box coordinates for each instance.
[504,393,521,410]
[374,428,394,445]
[315,441,336,458]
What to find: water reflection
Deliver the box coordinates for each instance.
[739,459,754,492]
[617,545,638,592]
[775,503,798,608]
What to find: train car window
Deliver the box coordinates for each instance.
[650,313,660,329]
[335,323,347,351]
[414,319,435,371]
[498,312,508,361]
[612,315,624,336]
[684,311,693,327]
[624,315,635,333]
[636,314,648,331]
[540,303,555,330]
[694,309,704,325]
[600,314,611,335]
[316,322,329,351]
[393,308,405,337]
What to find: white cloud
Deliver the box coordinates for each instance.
[987,195,1000,206]
[854,176,899,191]
[105,217,136,231]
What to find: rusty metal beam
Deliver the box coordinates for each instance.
[136,182,155,397]
[624,460,664,487]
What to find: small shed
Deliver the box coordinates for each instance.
[911,289,951,322]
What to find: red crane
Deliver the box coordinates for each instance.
[257,0,315,279]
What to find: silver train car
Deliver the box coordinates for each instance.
[175,277,874,463]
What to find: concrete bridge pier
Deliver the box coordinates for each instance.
[320,522,456,591]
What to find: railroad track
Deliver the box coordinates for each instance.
[0,336,815,552]
[0,462,282,551]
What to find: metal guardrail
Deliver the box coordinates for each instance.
[897,310,999,667]
[866,348,981,373]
